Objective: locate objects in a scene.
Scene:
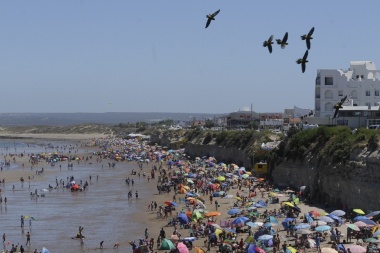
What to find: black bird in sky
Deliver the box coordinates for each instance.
[301,27,315,50]
[333,95,348,119]
[263,35,274,53]
[296,50,309,73]
[205,9,220,28]
[276,32,289,49]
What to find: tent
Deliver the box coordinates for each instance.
[160,239,175,250]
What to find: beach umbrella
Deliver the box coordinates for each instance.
[268,216,279,225]
[258,235,273,241]
[192,211,203,220]
[227,209,240,215]
[247,206,257,211]
[330,210,345,217]
[177,214,189,224]
[246,222,258,228]
[344,245,366,253]
[321,248,338,253]
[318,216,334,223]
[42,247,50,253]
[160,239,176,250]
[294,223,311,230]
[187,179,194,184]
[177,242,189,253]
[183,237,197,242]
[373,230,380,237]
[217,176,226,182]
[204,212,221,217]
[231,217,249,226]
[361,219,376,226]
[315,225,331,232]
[225,228,237,234]
[286,246,297,253]
[365,238,380,243]
[283,202,295,208]
[211,223,221,229]
[309,210,321,217]
[353,216,370,221]
[353,209,365,215]
[346,224,360,231]
[328,214,342,224]
[195,247,206,253]
[366,211,380,217]
[354,221,368,228]
[165,201,178,207]
[242,174,249,179]
[253,221,264,227]
[295,229,313,235]
[170,234,179,242]
[245,237,255,244]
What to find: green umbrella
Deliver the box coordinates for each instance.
[242,174,249,179]
[192,211,203,220]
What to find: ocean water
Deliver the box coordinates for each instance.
[0,141,154,253]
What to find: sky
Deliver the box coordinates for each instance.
[1,1,380,114]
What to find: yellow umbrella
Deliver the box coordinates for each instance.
[287,246,297,253]
[245,236,255,244]
[245,171,252,175]
[283,202,295,208]
[235,197,242,201]
[353,209,365,215]
[217,176,226,182]
[215,228,223,236]
[269,192,277,197]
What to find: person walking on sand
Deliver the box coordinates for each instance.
[21,215,24,227]
[26,231,31,245]
[135,191,138,199]
[2,233,5,243]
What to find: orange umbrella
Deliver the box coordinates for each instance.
[204,212,221,217]
[310,210,321,217]
[186,211,193,218]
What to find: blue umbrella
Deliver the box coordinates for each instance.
[228,209,241,215]
[258,235,273,241]
[246,222,258,227]
[42,248,50,253]
[304,214,313,223]
[319,216,334,223]
[170,202,178,207]
[294,223,311,230]
[353,216,370,221]
[328,214,343,224]
[268,216,279,224]
[177,214,189,224]
[330,210,346,217]
[182,237,197,242]
[231,217,249,225]
[315,225,331,232]
[373,230,380,237]
[264,222,273,227]
[226,228,237,234]
[284,218,296,223]
[361,219,376,226]
[366,211,380,217]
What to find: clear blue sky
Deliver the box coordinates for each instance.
[1,1,379,113]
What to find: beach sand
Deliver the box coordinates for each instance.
[0,135,360,253]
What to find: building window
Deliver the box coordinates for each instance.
[366,90,371,96]
[351,90,358,99]
[325,77,333,85]
[338,90,343,96]
[375,90,379,96]
[365,103,371,107]
[325,102,333,112]
[325,90,333,99]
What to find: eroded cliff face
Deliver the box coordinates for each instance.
[273,146,380,211]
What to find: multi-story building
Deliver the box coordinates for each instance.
[315,61,380,118]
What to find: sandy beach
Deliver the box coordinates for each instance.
[0,134,374,253]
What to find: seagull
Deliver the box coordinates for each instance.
[333,95,348,118]
[263,35,274,53]
[296,50,309,73]
[301,27,315,50]
[205,9,220,28]
[276,32,289,49]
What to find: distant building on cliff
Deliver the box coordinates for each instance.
[315,61,380,118]
[309,61,380,128]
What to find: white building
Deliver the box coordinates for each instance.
[315,61,380,118]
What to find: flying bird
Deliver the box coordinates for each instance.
[296,50,309,73]
[276,32,289,49]
[205,9,220,28]
[333,95,348,119]
[301,27,315,50]
[263,35,274,53]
